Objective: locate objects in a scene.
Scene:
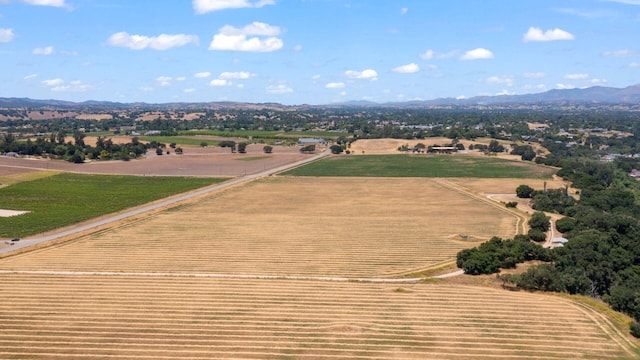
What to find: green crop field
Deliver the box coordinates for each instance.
[0,173,226,238]
[282,154,556,178]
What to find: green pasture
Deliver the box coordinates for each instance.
[139,136,219,147]
[0,173,226,238]
[282,154,556,178]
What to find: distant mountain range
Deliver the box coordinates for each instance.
[1,84,639,110]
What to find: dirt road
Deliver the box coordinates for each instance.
[0,150,330,256]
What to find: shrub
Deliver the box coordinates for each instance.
[505,201,518,208]
[631,322,640,338]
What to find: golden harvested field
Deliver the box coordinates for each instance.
[0,273,635,359]
[1,175,637,359]
[0,177,521,277]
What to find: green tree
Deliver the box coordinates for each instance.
[528,211,550,232]
[237,142,248,153]
[263,145,273,154]
[516,185,534,198]
[330,144,343,154]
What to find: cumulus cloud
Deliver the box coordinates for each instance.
[556,83,576,90]
[523,27,575,42]
[420,49,457,60]
[0,28,15,43]
[392,63,419,74]
[107,32,199,50]
[24,74,38,80]
[208,22,283,52]
[325,82,345,89]
[219,71,254,79]
[156,76,173,86]
[400,7,408,14]
[630,62,640,68]
[41,78,64,86]
[193,0,275,14]
[41,78,91,92]
[194,71,211,78]
[21,0,66,7]
[32,46,54,55]
[210,79,231,87]
[345,69,378,80]
[564,73,589,80]
[266,84,293,94]
[460,48,494,60]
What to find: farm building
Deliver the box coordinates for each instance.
[298,138,326,145]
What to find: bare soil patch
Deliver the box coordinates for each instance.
[0,144,310,177]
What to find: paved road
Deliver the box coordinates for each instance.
[0,150,329,256]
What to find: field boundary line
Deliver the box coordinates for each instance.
[0,270,422,284]
[568,299,639,357]
[432,179,527,236]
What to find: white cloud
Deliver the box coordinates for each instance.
[486,76,514,86]
[603,0,640,4]
[41,78,64,86]
[400,7,408,14]
[590,78,608,85]
[0,28,15,42]
[51,80,92,92]
[156,76,172,86]
[392,63,419,74]
[266,84,293,94]
[602,49,637,57]
[194,71,212,78]
[325,82,345,89]
[420,49,456,60]
[24,74,38,80]
[176,76,186,81]
[219,71,254,79]
[21,0,66,7]
[193,0,275,14]
[40,78,91,92]
[460,48,494,60]
[345,69,378,80]
[183,88,196,93]
[32,46,54,55]
[556,83,576,90]
[630,62,640,68]
[208,22,283,52]
[564,73,589,80]
[210,79,231,86]
[523,72,546,79]
[107,32,199,50]
[523,27,575,42]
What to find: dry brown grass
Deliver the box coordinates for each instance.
[0,177,520,277]
[0,273,634,359]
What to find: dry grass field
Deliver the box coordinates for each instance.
[0,177,520,277]
[1,158,637,358]
[0,273,635,359]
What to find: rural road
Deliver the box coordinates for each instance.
[0,150,330,256]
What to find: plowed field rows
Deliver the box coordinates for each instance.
[0,177,520,277]
[0,274,633,359]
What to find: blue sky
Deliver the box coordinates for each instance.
[1,0,639,105]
